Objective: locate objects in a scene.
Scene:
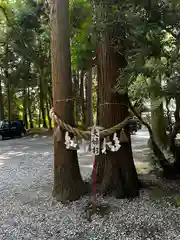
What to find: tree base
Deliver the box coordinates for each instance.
[91,151,140,199]
[53,181,89,202]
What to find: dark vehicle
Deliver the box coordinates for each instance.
[128,117,142,134]
[0,120,26,140]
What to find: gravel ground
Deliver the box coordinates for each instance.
[0,133,180,240]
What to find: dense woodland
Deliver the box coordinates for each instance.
[1,0,180,201]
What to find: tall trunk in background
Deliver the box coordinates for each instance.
[72,70,81,124]
[4,45,11,120]
[95,34,139,198]
[38,109,41,128]
[48,84,53,106]
[150,78,168,148]
[85,67,93,128]
[46,99,52,129]
[165,97,172,131]
[80,70,86,127]
[5,69,11,120]
[27,87,34,129]
[0,79,4,120]
[51,0,86,201]
[151,101,168,148]
[175,97,180,123]
[96,65,100,125]
[39,71,48,128]
[170,96,180,170]
[23,87,28,129]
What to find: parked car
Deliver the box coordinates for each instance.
[0,120,26,140]
[128,117,142,134]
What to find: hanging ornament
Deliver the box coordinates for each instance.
[111,145,116,152]
[65,132,79,150]
[91,125,100,156]
[69,139,78,150]
[113,132,117,141]
[114,143,121,151]
[113,132,121,151]
[65,132,71,149]
[101,138,107,154]
[104,133,121,152]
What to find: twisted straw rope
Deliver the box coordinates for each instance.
[50,108,131,140]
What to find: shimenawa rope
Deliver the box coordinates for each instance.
[50,107,131,141]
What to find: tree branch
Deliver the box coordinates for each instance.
[127,97,170,171]
[0,6,13,27]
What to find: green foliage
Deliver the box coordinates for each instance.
[112,0,180,112]
[0,0,51,125]
[1,0,180,129]
[70,0,94,70]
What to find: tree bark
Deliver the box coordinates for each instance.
[38,108,41,128]
[5,69,11,120]
[85,67,93,128]
[50,0,86,201]
[0,79,4,120]
[4,44,11,120]
[27,87,34,129]
[175,97,180,123]
[96,66,100,125]
[46,98,52,129]
[23,87,28,129]
[151,101,168,148]
[150,78,168,148]
[80,70,86,127]
[128,99,171,174]
[39,71,48,128]
[165,97,172,132]
[72,71,81,124]
[95,34,139,198]
[169,97,180,173]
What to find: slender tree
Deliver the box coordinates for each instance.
[50,0,86,201]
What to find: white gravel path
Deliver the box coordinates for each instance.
[0,135,180,240]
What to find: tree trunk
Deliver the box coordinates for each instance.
[73,71,81,124]
[5,69,11,120]
[0,79,4,120]
[38,109,41,128]
[4,45,11,120]
[150,78,168,148]
[39,73,47,129]
[169,97,180,174]
[96,66,100,125]
[151,102,168,148]
[27,87,34,129]
[95,34,139,198]
[50,0,86,201]
[165,98,172,132]
[128,99,171,174]
[46,99,52,129]
[85,67,93,128]
[175,97,180,123]
[80,70,86,127]
[48,84,53,107]
[23,106,28,129]
[23,87,28,129]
